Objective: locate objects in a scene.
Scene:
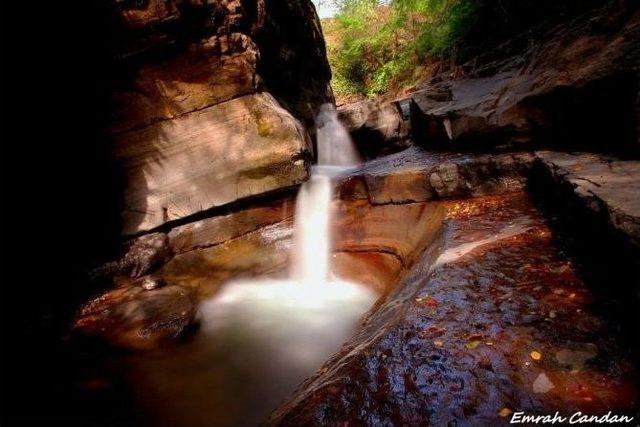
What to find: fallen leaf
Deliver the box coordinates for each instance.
[530,351,542,361]
[465,340,482,350]
[422,297,439,307]
[499,408,513,418]
[533,372,554,393]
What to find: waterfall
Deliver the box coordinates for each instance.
[173,103,373,425]
[291,174,332,285]
[315,103,362,167]
[291,103,361,285]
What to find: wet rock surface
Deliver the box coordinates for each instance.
[534,151,640,247]
[75,193,442,349]
[74,284,197,351]
[339,147,533,203]
[269,193,639,425]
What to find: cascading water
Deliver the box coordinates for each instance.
[291,173,332,286]
[292,103,362,285]
[316,103,362,167]
[124,104,375,427]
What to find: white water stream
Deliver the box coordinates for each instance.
[126,104,374,427]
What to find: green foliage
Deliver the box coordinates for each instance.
[325,0,479,98]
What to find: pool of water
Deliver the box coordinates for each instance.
[117,279,376,427]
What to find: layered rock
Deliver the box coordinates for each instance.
[75,180,445,349]
[533,151,640,247]
[339,147,533,204]
[106,0,332,234]
[409,3,640,154]
[114,92,309,234]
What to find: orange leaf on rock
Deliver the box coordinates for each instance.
[530,351,542,361]
[465,340,482,350]
[499,408,513,418]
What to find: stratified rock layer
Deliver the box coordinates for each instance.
[534,151,640,247]
[107,0,332,234]
[75,190,444,349]
[339,147,533,204]
[115,92,309,234]
[408,5,640,153]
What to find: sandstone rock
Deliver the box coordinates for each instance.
[409,7,640,153]
[256,0,334,126]
[161,221,295,297]
[168,199,296,254]
[338,99,410,158]
[111,34,259,133]
[333,200,444,268]
[114,92,309,234]
[106,0,332,235]
[339,147,533,204]
[92,232,169,279]
[332,251,404,294]
[534,151,640,247]
[75,284,197,351]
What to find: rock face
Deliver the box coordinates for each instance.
[338,99,410,158]
[409,4,640,153]
[107,0,332,234]
[114,92,309,234]
[339,147,533,204]
[533,151,640,247]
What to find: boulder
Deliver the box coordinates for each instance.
[338,99,410,158]
[114,92,309,234]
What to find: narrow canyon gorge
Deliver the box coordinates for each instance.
[2,0,640,426]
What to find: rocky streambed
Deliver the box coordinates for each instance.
[70,147,640,426]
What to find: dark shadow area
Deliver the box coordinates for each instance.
[460,0,615,61]
[254,0,333,128]
[524,72,640,158]
[528,163,640,355]
[1,2,130,426]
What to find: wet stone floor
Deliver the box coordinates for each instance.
[270,192,639,425]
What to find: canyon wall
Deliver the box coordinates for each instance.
[106,0,333,234]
